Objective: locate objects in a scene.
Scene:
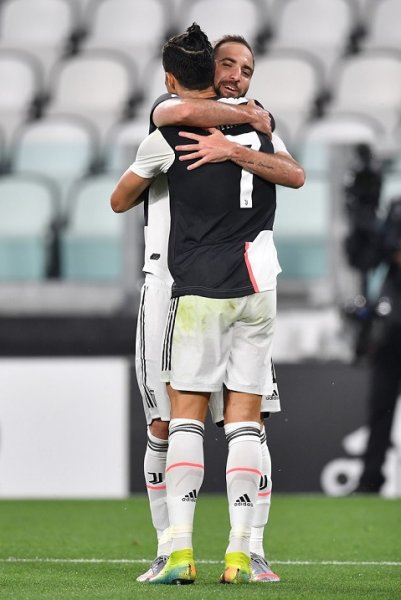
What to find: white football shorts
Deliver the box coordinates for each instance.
[135,274,172,425]
[161,291,279,401]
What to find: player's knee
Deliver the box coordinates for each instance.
[149,419,169,440]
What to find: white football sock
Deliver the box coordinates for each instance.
[144,429,171,556]
[250,426,272,557]
[224,421,262,556]
[166,418,205,552]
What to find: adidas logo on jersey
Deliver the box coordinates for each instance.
[182,490,197,502]
[234,493,253,507]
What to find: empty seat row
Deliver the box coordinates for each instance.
[0,173,143,281]
[3,0,398,98]
[0,171,334,283]
[3,44,401,154]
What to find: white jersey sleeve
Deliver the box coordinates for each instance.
[129,129,175,284]
[272,133,289,154]
[129,129,175,178]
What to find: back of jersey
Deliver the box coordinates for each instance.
[160,122,277,299]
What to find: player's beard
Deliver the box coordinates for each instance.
[215,80,243,98]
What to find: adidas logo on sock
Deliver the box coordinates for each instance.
[234,493,253,507]
[182,489,197,502]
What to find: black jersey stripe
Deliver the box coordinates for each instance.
[161,297,178,372]
[138,286,157,409]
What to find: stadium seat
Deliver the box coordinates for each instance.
[134,58,167,119]
[295,113,385,174]
[274,175,330,279]
[268,0,358,78]
[0,48,42,143]
[0,0,77,83]
[175,0,270,47]
[10,115,100,207]
[246,50,325,143]
[81,0,173,81]
[104,118,149,173]
[61,174,126,281]
[45,50,139,141]
[361,0,401,52]
[325,50,401,145]
[298,112,384,145]
[0,173,60,280]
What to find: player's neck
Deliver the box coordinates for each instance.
[180,87,216,99]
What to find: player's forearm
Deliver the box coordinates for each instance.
[110,170,151,213]
[154,98,261,128]
[230,145,305,188]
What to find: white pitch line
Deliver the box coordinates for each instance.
[1,558,401,567]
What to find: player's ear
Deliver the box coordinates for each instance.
[165,72,178,93]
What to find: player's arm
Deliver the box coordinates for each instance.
[153,98,273,137]
[176,128,305,189]
[111,130,174,213]
[110,170,152,213]
[228,146,305,189]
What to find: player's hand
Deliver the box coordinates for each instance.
[176,128,234,170]
[246,99,273,138]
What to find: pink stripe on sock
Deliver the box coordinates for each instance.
[226,467,262,476]
[258,491,272,497]
[166,462,204,473]
[146,484,166,490]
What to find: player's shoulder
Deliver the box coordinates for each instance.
[150,93,178,112]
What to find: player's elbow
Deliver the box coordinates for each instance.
[110,189,127,213]
[291,166,306,189]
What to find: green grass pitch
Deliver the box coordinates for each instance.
[0,494,400,599]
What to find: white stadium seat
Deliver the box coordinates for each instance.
[81,0,173,80]
[61,174,125,281]
[268,0,358,78]
[11,115,100,205]
[0,0,77,83]
[45,50,138,140]
[0,49,42,143]
[0,173,60,280]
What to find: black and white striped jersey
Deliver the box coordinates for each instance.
[131,101,282,299]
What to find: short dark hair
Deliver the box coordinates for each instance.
[213,34,255,66]
[162,23,215,90]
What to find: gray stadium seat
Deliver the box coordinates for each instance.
[246,50,324,144]
[175,0,269,47]
[81,0,173,81]
[361,0,401,52]
[45,50,138,141]
[268,0,358,79]
[274,175,330,280]
[104,118,149,173]
[0,49,42,143]
[298,112,384,145]
[0,173,59,280]
[10,115,100,207]
[0,0,77,84]
[61,174,125,281]
[325,50,401,147]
